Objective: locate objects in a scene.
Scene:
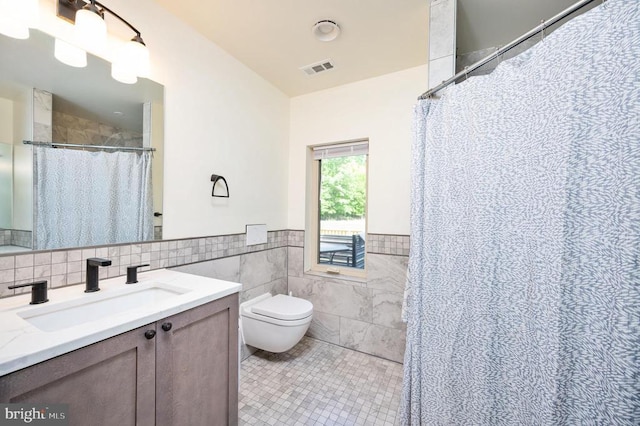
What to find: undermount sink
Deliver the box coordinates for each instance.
[18,283,191,332]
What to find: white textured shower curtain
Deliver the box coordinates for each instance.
[33,147,153,250]
[402,0,639,424]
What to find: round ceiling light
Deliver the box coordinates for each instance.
[312,20,340,42]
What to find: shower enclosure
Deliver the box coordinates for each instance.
[401,0,640,424]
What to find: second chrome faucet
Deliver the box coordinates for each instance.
[85,258,112,293]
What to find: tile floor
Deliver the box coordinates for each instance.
[239,337,403,426]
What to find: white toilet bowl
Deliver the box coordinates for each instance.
[240,293,313,353]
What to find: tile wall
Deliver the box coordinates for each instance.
[12,230,32,249]
[52,111,143,148]
[173,247,288,361]
[427,0,456,93]
[33,89,52,143]
[153,226,163,241]
[0,230,32,249]
[0,231,288,299]
[288,231,409,363]
[0,229,409,364]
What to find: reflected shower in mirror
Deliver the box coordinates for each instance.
[0,30,164,254]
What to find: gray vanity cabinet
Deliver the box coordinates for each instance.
[156,293,239,426]
[0,293,239,426]
[0,322,156,425]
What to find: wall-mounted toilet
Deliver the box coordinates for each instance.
[240,293,313,353]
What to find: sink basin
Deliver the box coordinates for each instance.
[18,283,190,332]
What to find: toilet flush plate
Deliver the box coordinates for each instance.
[246,224,267,246]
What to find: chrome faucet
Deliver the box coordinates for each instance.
[85,258,112,293]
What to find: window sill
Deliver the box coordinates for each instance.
[303,269,367,284]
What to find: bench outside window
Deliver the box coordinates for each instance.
[319,234,365,268]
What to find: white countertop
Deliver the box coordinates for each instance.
[0,269,241,376]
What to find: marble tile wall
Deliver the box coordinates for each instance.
[367,234,410,256]
[173,247,288,361]
[287,233,410,363]
[52,111,143,147]
[428,0,457,92]
[0,230,10,245]
[0,230,32,249]
[287,229,304,247]
[33,89,52,143]
[0,230,289,299]
[0,229,408,363]
[11,230,32,249]
[153,226,163,241]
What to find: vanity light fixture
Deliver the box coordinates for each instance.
[56,0,150,84]
[0,0,38,40]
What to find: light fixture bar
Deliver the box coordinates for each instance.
[56,0,144,41]
[56,0,150,83]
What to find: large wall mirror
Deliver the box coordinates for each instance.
[0,30,164,255]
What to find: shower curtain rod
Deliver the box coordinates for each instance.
[23,140,156,152]
[418,0,601,100]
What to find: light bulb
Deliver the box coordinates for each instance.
[0,20,29,39]
[120,38,150,78]
[54,38,87,68]
[74,6,107,52]
[0,0,37,39]
[111,61,138,85]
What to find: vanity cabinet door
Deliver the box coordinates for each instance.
[155,293,239,426]
[0,325,156,426]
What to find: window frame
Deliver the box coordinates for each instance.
[305,140,369,279]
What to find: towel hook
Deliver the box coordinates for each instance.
[211,174,229,198]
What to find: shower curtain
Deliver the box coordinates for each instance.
[33,146,153,250]
[401,0,639,424]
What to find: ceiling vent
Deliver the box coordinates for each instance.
[300,59,335,76]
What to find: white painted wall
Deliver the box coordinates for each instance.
[0,98,14,229]
[11,88,32,232]
[13,145,32,232]
[150,101,164,229]
[0,142,12,229]
[0,98,12,144]
[35,0,290,238]
[32,1,425,240]
[288,65,428,235]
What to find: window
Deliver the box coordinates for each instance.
[308,141,368,276]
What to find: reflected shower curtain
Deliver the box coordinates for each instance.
[401,0,639,424]
[33,147,153,250]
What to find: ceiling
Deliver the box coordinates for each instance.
[0,0,591,130]
[153,0,430,97]
[153,0,587,97]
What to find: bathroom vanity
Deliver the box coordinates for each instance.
[0,270,241,426]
